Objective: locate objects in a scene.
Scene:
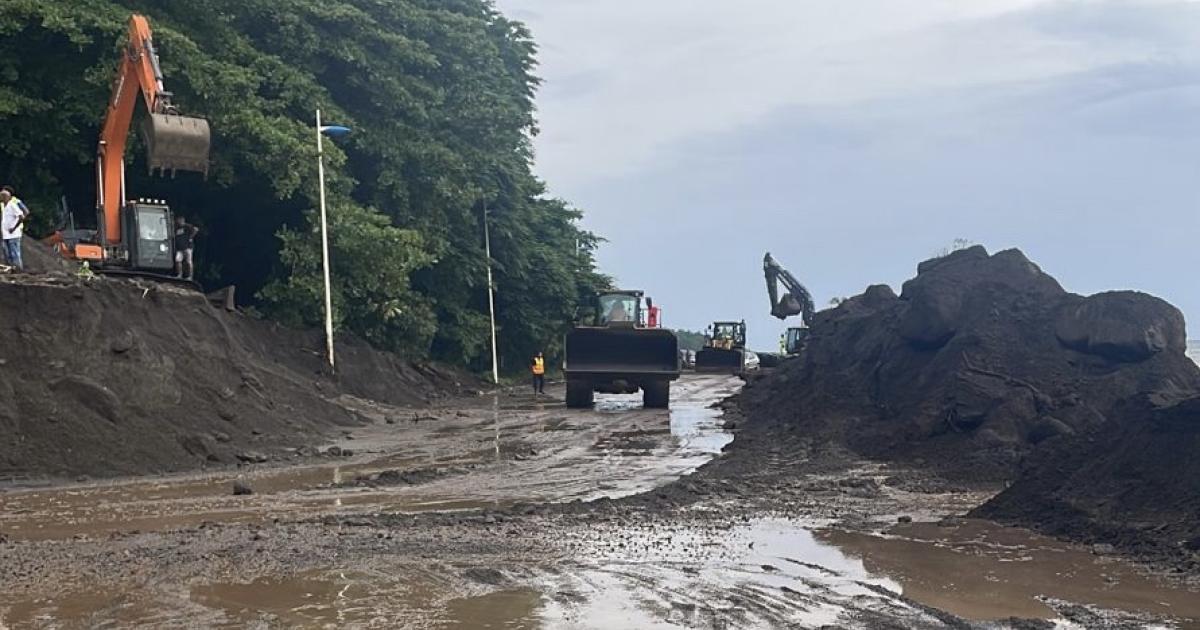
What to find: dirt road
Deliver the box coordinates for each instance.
[2,374,1198,628]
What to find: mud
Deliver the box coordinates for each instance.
[3,374,1199,629]
[0,266,473,481]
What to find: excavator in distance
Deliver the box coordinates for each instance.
[764,253,816,356]
[46,14,211,283]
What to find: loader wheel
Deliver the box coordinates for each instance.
[643,380,670,409]
[565,380,594,409]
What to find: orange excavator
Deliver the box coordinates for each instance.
[47,14,211,281]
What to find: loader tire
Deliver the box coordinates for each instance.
[643,380,670,409]
[565,380,594,409]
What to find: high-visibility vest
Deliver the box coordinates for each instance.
[532,357,545,375]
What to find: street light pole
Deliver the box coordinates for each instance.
[315,108,336,371]
[483,201,500,385]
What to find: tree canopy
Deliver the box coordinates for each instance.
[0,0,608,370]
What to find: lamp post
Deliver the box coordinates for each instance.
[315,108,351,371]
[483,201,500,385]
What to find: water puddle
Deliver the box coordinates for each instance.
[189,571,543,629]
[549,517,1200,628]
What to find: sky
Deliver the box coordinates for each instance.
[496,0,1200,350]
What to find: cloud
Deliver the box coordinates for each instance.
[496,0,1200,346]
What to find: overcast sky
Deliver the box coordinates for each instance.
[496,0,1200,349]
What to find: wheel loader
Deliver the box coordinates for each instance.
[563,290,680,409]
[695,320,749,373]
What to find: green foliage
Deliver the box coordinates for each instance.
[0,0,607,367]
[673,330,708,352]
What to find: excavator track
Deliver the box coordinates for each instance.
[96,268,203,291]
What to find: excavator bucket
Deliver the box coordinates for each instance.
[695,347,746,373]
[142,113,211,175]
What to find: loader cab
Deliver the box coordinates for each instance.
[120,199,175,271]
[597,290,643,327]
[707,321,746,350]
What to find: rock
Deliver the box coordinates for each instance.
[236,452,268,464]
[722,419,738,430]
[325,446,343,457]
[212,431,232,443]
[1055,291,1186,362]
[109,331,135,354]
[897,515,913,524]
[232,480,254,495]
[1026,417,1074,444]
[179,434,216,459]
[49,376,122,423]
[1091,543,1116,555]
[296,445,320,457]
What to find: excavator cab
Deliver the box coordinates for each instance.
[122,200,175,271]
[785,326,810,355]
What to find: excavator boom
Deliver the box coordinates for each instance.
[96,14,210,246]
[763,253,815,323]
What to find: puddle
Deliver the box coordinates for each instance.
[549,518,1200,628]
[822,520,1200,624]
[189,571,543,629]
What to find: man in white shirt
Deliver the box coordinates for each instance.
[1,186,29,270]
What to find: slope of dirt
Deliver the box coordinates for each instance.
[0,267,474,481]
[973,395,1200,572]
[740,245,1200,482]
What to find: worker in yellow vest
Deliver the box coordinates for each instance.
[530,351,546,395]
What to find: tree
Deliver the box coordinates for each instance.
[0,0,605,367]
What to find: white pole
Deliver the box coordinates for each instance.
[483,202,499,384]
[316,108,336,371]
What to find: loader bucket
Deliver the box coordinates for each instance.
[142,113,211,175]
[695,347,745,373]
[564,327,679,378]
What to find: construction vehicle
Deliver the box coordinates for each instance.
[695,320,749,372]
[563,290,680,409]
[46,14,211,282]
[764,253,816,358]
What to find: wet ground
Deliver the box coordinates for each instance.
[2,374,1198,629]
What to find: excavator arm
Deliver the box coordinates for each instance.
[764,253,815,323]
[96,14,210,246]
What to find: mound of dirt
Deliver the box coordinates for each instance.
[741,245,1200,482]
[973,396,1200,571]
[0,268,474,480]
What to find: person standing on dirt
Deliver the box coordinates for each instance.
[0,186,29,271]
[173,215,199,281]
[531,351,546,395]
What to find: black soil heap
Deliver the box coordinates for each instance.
[741,246,1200,564]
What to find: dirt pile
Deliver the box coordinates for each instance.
[0,263,473,480]
[741,245,1200,481]
[973,395,1200,570]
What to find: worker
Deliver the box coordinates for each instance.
[646,297,660,328]
[173,215,199,281]
[530,351,546,395]
[0,186,29,271]
[608,300,629,323]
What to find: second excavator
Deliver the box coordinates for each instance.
[47,14,211,282]
[764,253,815,356]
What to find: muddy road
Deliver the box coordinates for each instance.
[2,374,1199,629]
